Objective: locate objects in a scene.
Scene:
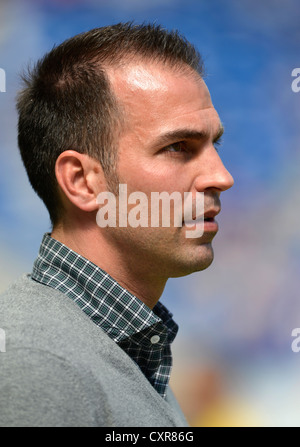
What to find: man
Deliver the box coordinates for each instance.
[0,23,234,427]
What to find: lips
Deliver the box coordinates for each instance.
[184,208,220,231]
[188,207,221,222]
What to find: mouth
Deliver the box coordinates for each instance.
[183,208,220,234]
[184,208,220,223]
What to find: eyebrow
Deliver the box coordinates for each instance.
[154,124,224,147]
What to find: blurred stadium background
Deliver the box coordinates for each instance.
[1,0,300,426]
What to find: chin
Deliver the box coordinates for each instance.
[170,245,215,278]
[191,253,214,273]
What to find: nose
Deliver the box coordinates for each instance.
[193,146,234,193]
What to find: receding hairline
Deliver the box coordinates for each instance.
[98,55,204,131]
[101,53,203,85]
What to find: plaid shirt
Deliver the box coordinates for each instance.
[31,233,178,399]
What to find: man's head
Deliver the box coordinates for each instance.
[17,23,234,301]
[17,22,203,226]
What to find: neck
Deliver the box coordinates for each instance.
[51,223,167,309]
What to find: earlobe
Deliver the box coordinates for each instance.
[55,150,102,213]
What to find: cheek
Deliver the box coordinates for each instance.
[119,163,186,195]
[117,141,191,194]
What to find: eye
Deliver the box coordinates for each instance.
[164,141,187,153]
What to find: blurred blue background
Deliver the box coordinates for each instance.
[1,0,300,426]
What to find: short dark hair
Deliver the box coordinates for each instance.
[16,22,204,226]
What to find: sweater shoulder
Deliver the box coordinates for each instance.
[0,275,188,427]
[0,274,115,357]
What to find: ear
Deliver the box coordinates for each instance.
[55,150,105,213]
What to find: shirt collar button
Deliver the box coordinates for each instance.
[150,335,160,344]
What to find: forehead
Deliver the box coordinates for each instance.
[107,61,220,142]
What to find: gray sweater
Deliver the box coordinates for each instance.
[0,275,188,427]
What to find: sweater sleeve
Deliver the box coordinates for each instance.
[0,348,108,427]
